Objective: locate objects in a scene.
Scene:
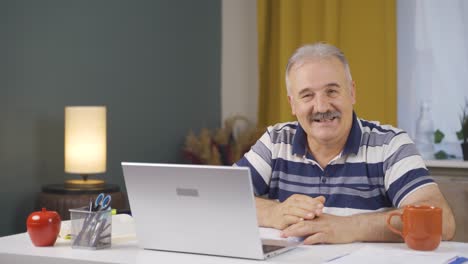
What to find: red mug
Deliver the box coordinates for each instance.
[387,205,442,251]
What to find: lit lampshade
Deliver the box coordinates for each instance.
[64,106,106,188]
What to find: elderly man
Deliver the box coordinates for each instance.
[235,42,455,244]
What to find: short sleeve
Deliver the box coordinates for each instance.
[383,132,435,207]
[234,130,273,195]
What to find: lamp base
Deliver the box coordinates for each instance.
[64,179,105,189]
[42,183,120,194]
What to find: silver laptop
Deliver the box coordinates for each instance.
[121,162,300,260]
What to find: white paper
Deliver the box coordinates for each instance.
[327,245,456,264]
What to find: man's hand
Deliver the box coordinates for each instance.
[280,213,356,244]
[255,194,325,230]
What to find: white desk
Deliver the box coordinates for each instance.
[0,232,467,264]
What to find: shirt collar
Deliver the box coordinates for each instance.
[342,112,362,155]
[292,112,362,157]
[292,123,308,156]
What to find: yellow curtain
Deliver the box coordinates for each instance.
[257,0,396,127]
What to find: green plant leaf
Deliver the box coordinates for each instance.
[434,150,448,160]
[434,129,444,143]
[457,130,464,140]
[459,99,468,142]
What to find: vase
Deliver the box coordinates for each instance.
[462,143,468,161]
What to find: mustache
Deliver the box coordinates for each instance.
[309,111,341,121]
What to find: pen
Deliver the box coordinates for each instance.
[447,256,468,264]
[89,217,107,247]
[111,208,132,216]
[73,205,94,246]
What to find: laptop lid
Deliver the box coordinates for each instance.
[121,162,299,260]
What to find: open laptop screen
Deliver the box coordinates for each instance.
[121,162,299,260]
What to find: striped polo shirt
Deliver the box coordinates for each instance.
[235,113,435,216]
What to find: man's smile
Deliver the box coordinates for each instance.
[312,116,339,122]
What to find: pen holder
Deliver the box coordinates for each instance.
[69,207,112,250]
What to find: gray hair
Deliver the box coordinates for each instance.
[285,42,353,95]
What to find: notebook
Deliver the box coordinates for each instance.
[121,162,300,260]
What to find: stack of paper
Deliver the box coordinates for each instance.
[327,245,462,264]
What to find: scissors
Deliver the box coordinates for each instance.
[93,193,112,211]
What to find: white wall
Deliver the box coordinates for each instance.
[221,0,258,125]
[397,0,468,158]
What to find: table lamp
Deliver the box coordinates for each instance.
[64,106,107,189]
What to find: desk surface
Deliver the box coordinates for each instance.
[1,232,467,264]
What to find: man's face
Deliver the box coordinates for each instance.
[288,57,356,146]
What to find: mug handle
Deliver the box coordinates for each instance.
[386,212,403,238]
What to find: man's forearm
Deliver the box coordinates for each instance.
[350,201,455,242]
[350,209,404,242]
[255,197,277,227]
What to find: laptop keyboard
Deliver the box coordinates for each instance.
[262,244,285,253]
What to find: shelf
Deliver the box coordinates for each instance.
[424,160,468,169]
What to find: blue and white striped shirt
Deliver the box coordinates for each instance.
[235,113,435,216]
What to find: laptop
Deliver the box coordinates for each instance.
[121,162,301,260]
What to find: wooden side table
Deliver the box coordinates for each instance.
[38,184,128,220]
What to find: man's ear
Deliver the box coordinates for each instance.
[350,81,356,105]
[288,95,296,115]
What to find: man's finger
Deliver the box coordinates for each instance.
[281,220,317,237]
[282,215,303,227]
[273,215,302,230]
[314,207,324,217]
[291,194,325,204]
[315,196,326,204]
[284,206,318,219]
[303,232,327,245]
[285,196,325,214]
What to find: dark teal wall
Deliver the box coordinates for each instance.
[0,0,220,236]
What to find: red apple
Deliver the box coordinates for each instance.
[27,208,61,247]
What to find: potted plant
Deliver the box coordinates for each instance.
[457,100,468,160]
